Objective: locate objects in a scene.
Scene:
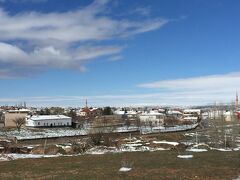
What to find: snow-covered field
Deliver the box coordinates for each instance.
[0,128,89,140]
[0,126,138,140]
[0,123,199,140]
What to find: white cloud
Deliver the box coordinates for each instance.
[0,7,166,43]
[0,42,123,75]
[108,55,123,62]
[0,0,168,78]
[137,72,240,105]
[132,7,151,16]
[139,72,240,90]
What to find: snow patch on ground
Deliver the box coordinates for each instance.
[185,133,195,137]
[0,153,81,161]
[114,126,139,133]
[152,141,179,146]
[181,142,194,146]
[186,148,208,152]
[150,147,169,151]
[192,143,209,148]
[119,167,132,172]
[233,175,240,180]
[0,154,61,161]
[211,148,233,152]
[86,145,170,155]
[0,156,10,161]
[123,144,142,147]
[177,155,193,159]
[233,148,240,151]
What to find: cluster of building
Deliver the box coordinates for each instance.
[0,106,201,129]
[114,108,201,126]
[0,100,102,128]
[0,92,239,129]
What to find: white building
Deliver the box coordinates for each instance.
[183,109,201,116]
[26,115,72,127]
[183,116,199,123]
[114,109,125,115]
[183,109,201,122]
[167,110,183,118]
[224,111,233,122]
[139,112,165,126]
[208,110,224,119]
[126,110,138,118]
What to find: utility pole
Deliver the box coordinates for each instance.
[195,131,198,145]
[43,137,47,155]
[224,132,227,150]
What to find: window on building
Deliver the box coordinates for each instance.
[38,122,40,126]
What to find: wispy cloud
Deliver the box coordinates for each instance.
[0,42,123,76]
[108,55,123,62]
[131,7,151,16]
[137,72,240,105]
[139,72,240,90]
[0,0,168,78]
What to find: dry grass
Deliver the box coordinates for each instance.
[0,150,239,180]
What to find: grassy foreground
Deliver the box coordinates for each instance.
[0,151,239,180]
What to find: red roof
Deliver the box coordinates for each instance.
[81,108,91,113]
[237,112,240,120]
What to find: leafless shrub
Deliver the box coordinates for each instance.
[90,131,103,146]
[121,156,134,168]
[13,117,25,132]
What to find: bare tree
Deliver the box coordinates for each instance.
[149,121,153,132]
[125,118,131,129]
[13,117,25,132]
[135,116,141,129]
[103,115,108,127]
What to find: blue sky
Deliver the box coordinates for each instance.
[0,0,240,107]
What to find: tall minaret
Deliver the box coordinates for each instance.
[85,99,88,108]
[236,91,239,112]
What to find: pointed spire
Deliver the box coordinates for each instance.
[236,91,239,112]
[85,99,88,108]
